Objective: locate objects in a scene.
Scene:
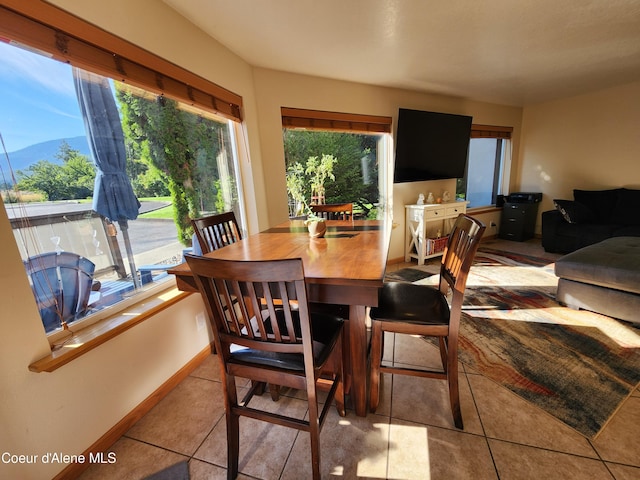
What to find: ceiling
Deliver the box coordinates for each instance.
[163,0,640,107]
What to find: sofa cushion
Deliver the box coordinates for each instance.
[554,236,640,295]
[555,221,615,243]
[573,188,621,224]
[553,199,594,224]
[611,188,640,226]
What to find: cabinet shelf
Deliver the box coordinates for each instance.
[405,202,467,265]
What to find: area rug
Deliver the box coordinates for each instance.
[388,247,640,438]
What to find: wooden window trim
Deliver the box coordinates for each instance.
[0,0,242,121]
[282,107,392,133]
[471,124,513,139]
[29,288,191,373]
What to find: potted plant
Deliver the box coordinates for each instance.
[305,154,336,205]
[286,162,307,217]
[304,210,327,238]
[286,154,338,237]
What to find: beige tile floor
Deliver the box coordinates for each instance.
[79,239,640,480]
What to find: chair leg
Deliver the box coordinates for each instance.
[269,384,281,401]
[224,376,240,479]
[334,333,346,417]
[226,410,240,479]
[446,343,463,430]
[438,337,448,371]
[307,401,322,480]
[369,321,383,413]
[251,380,266,395]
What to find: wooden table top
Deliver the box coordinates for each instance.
[170,219,391,292]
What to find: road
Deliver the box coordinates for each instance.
[4,200,170,218]
[7,200,184,261]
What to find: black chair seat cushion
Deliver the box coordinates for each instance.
[370,282,450,325]
[230,311,343,371]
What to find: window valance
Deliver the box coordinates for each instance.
[0,1,242,122]
[282,107,392,133]
[471,124,513,139]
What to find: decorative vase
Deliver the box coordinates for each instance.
[306,220,327,238]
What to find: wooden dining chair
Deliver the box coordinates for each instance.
[185,255,346,480]
[369,214,485,429]
[191,211,242,254]
[310,203,353,220]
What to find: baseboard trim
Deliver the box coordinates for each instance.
[52,344,214,480]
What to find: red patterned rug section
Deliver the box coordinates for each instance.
[389,248,640,438]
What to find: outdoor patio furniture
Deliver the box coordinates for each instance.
[24,251,101,332]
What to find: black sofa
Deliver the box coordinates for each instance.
[542,188,640,253]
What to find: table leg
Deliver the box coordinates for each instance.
[349,304,368,417]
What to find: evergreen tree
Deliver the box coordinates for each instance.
[17,141,95,200]
[283,130,379,216]
[116,87,232,244]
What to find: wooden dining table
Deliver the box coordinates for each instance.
[169,218,391,416]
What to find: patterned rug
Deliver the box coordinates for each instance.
[387,247,640,438]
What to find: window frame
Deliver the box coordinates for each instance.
[281,107,393,219]
[0,1,242,121]
[459,124,513,209]
[1,0,247,353]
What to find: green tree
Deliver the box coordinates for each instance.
[17,142,95,200]
[116,86,234,244]
[283,130,379,216]
[57,144,95,199]
[305,154,336,204]
[286,162,307,216]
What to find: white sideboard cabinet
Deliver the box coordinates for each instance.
[405,202,467,265]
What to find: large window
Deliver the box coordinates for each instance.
[1,35,243,336]
[457,124,513,208]
[281,108,392,219]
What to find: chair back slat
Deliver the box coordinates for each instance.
[191,211,242,254]
[310,203,353,220]
[440,214,485,297]
[186,256,310,355]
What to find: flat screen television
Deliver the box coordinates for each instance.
[394,108,472,183]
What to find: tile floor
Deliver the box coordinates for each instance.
[78,239,640,480]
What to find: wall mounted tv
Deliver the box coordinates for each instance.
[394,108,472,183]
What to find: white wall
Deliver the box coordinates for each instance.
[518,81,640,233]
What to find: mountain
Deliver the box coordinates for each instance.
[4,136,91,172]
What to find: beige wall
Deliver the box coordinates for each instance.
[518,81,640,233]
[252,68,523,259]
[1,1,253,479]
[0,1,525,478]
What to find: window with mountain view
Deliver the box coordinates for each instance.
[0,40,243,336]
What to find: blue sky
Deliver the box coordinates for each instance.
[0,40,86,153]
